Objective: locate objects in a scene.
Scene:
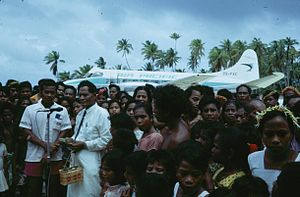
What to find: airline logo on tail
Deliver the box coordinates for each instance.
[241,63,253,71]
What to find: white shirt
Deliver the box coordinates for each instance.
[173,182,209,197]
[248,149,300,194]
[67,103,111,197]
[19,100,71,162]
[72,103,112,151]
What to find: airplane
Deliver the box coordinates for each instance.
[64,49,284,92]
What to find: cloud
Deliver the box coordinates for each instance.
[0,0,299,85]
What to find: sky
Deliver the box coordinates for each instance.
[0,0,300,85]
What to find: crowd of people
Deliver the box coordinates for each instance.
[0,78,300,197]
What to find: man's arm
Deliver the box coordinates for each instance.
[23,128,47,151]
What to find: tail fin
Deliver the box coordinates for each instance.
[217,49,260,82]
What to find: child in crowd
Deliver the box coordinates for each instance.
[96,87,109,106]
[134,103,163,151]
[0,135,9,196]
[231,175,269,197]
[108,100,122,116]
[145,149,176,188]
[174,140,210,197]
[101,149,128,197]
[133,86,152,104]
[112,128,138,155]
[122,151,147,197]
[135,173,171,197]
[199,97,221,122]
[211,127,249,189]
[222,100,237,126]
[184,85,203,127]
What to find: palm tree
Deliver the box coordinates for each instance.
[187,39,205,72]
[95,57,106,69]
[165,48,180,71]
[44,51,65,77]
[113,64,123,70]
[74,64,93,78]
[116,39,133,69]
[170,32,181,52]
[58,71,72,82]
[142,62,154,71]
[220,39,233,67]
[208,47,228,72]
[250,38,267,75]
[141,40,159,69]
[156,50,167,70]
[283,37,299,85]
[232,40,248,64]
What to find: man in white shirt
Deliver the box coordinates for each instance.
[19,79,72,197]
[67,80,111,197]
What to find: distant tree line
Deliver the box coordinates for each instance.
[44,35,300,87]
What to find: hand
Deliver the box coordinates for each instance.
[50,143,60,156]
[121,187,133,197]
[41,152,49,165]
[68,141,86,152]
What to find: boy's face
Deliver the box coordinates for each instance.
[2,109,14,123]
[146,161,165,175]
[176,160,204,196]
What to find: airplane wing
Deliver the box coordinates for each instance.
[167,74,214,90]
[244,72,284,89]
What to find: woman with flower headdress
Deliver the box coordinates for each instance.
[248,106,300,194]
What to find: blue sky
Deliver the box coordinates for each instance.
[0,0,299,85]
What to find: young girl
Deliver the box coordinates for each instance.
[248,106,300,193]
[174,140,210,197]
[133,86,152,104]
[222,100,237,126]
[211,127,249,189]
[101,149,128,197]
[0,135,9,195]
[134,103,163,151]
[108,100,122,116]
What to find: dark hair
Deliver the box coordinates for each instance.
[78,80,97,93]
[236,84,252,94]
[217,89,234,100]
[0,101,15,114]
[201,85,215,98]
[231,175,269,197]
[146,150,176,179]
[64,85,77,95]
[257,110,296,134]
[0,87,8,96]
[136,173,171,197]
[175,140,209,173]
[262,89,279,100]
[222,100,237,123]
[184,85,202,98]
[102,149,126,184]
[110,113,135,131]
[133,102,153,118]
[125,151,148,180]
[199,97,221,111]
[276,162,300,197]
[19,81,32,90]
[153,85,188,123]
[216,127,250,173]
[291,100,300,117]
[112,128,138,155]
[109,84,120,92]
[108,99,122,109]
[38,79,57,92]
[98,87,109,98]
[56,81,65,88]
[133,86,152,104]
[191,121,223,151]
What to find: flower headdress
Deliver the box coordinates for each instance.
[256,105,300,129]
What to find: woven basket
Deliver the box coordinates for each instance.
[59,166,83,186]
